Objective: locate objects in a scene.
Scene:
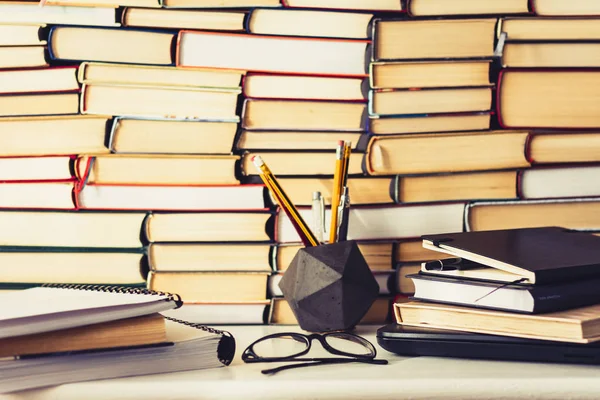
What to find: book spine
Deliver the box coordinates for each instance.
[531,278,600,313]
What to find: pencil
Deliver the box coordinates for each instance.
[252,155,319,247]
[329,141,345,243]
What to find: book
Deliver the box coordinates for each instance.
[369,112,491,135]
[396,263,421,294]
[269,297,391,325]
[519,166,600,200]
[498,69,600,129]
[374,19,497,61]
[282,0,403,12]
[410,272,600,314]
[274,242,395,271]
[276,203,466,243]
[365,131,530,175]
[529,132,600,164]
[0,47,47,69]
[122,8,246,31]
[0,182,75,209]
[43,0,161,7]
[241,151,363,177]
[369,87,492,116]
[236,131,365,151]
[0,115,110,157]
[49,26,175,65]
[422,227,600,284]
[0,285,180,339]
[247,8,374,39]
[145,211,272,242]
[269,271,394,296]
[370,60,491,90]
[395,239,443,262]
[0,313,165,358]
[395,301,600,343]
[162,0,279,7]
[407,0,529,16]
[466,199,600,232]
[273,177,393,206]
[0,24,45,45]
[162,302,269,324]
[78,62,244,89]
[0,318,234,393]
[177,31,370,77]
[77,184,266,211]
[110,118,238,154]
[243,74,368,101]
[0,91,79,117]
[395,170,518,204]
[242,99,367,131]
[0,3,118,26]
[0,156,72,181]
[0,66,78,94]
[0,249,145,285]
[147,271,270,302]
[75,154,240,186]
[81,83,240,121]
[0,211,147,248]
[532,0,600,16]
[502,43,600,67]
[500,17,600,40]
[148,243,271,272]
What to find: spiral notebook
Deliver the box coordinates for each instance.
[0,285,236,394]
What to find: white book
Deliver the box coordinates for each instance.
[276,203,466,243]
[0,4,119,26]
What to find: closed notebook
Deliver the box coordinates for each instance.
[409,272,600,314]
[422,227,600,284]
[0,285,181,339]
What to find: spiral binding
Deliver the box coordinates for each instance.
[41,283,183,308]
[41,283,235,365]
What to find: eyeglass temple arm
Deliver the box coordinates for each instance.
[261,358,388,375]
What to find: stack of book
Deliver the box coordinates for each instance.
[1,0,600,326]
[0,285,234,393]
[395,227,600,345]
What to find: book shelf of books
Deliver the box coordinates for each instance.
[1,0,599,326]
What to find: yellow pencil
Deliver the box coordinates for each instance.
[329,141,345,243]
[252,155,319,247]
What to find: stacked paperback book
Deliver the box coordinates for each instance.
[396,227,600,344]
[1,0,600,325]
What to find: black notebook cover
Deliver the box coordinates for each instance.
[422,227,600,284]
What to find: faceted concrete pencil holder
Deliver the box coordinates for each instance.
[278,240,379,332]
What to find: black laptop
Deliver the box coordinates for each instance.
[377,324,600,365]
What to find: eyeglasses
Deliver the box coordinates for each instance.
[242,331,388,375]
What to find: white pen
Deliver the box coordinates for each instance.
[311,191,325,243]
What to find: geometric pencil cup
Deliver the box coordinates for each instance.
[278,240,379,332]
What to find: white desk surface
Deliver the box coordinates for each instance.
[7,324,600,400]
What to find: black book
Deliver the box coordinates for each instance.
[421,227,600,285]
[409,272,600,314]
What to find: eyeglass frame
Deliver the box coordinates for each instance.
[242,331,387,374]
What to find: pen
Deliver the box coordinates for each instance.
[312,191,325,242]
[336,186,350,242]
[329,141,345,244]
[422,258,484,272]
[252,155,319,247]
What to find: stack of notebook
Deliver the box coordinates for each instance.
[0,284,234,394]
[394,227,600,344]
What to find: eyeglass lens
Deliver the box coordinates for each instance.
[324,333,374,356]
[252,334,308,358]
